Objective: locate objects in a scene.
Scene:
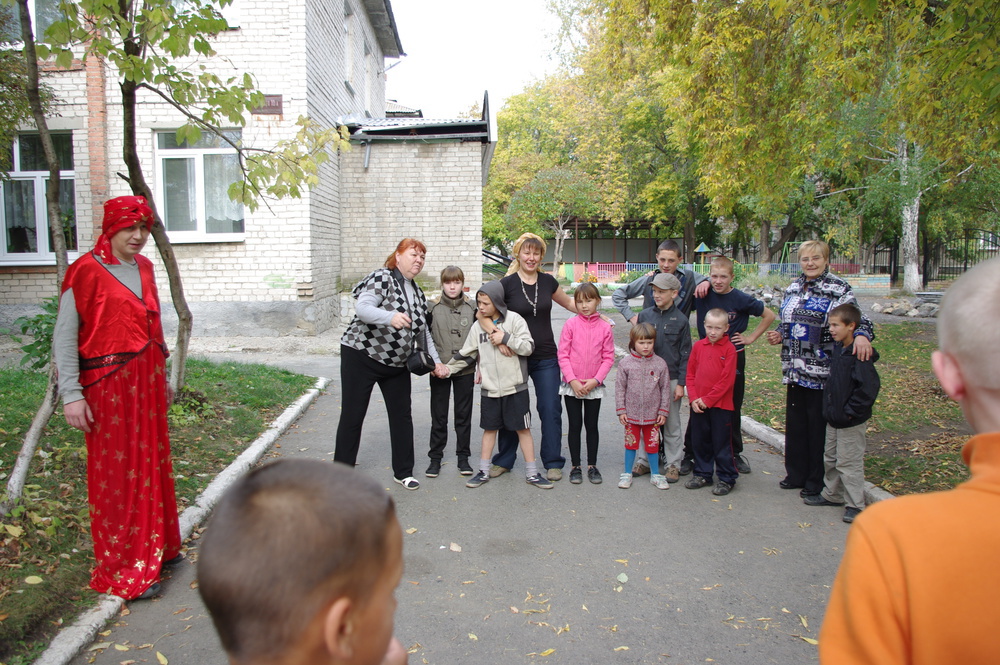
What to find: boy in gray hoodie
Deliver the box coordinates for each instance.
[444,281,552,489]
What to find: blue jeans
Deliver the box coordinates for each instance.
[492,356,565,470]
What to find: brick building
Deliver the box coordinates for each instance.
[1,0,490,335]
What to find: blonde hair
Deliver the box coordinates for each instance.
[705,308,729,326]
[710,256,735,275]
[937,257,1000,390]
[798,240,830,261]
[506,233,547,276]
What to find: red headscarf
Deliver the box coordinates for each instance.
[94,196,156,264]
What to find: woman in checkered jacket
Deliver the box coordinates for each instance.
[334,238,448,490]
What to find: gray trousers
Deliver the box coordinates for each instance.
[821,423,867,510]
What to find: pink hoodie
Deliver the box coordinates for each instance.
[557,312,615,386]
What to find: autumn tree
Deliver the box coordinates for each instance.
[506,166,600,273]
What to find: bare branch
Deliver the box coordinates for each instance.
[919,163,976,196]
[815,185,869,199]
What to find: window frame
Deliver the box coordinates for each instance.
[153,129,245,244]
[0,133,80,266]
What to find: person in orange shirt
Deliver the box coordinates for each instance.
[819,257,1000,664]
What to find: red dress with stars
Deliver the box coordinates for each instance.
[63,252,182,599]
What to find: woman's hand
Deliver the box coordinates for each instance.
[488,328,504,346]
[766,329,782,345]
[497,344,514,358]
[390,312,412,330]
[433,363,449,378]
[852,334,873,361]
[65,398,94,433]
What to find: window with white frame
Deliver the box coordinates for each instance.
[154,129,244,241]
[0,0,67,42]
[1,133,78,264]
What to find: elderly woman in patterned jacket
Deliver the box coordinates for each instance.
[766,240,874,499]
[334,239,447,490]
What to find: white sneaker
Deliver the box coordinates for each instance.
[393,476,420,490]
[618,472,633,489]
[651,473,670,490]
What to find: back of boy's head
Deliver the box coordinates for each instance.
[938,257,1000,390]
[440,265,464,284]
[710,256,734,274]
[198,460,396,662]
[629,322,656,351]
[829,303,861,330]
[574,282,600,303]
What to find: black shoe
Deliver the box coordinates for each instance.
[843,507,862,523]
[685,475,711,489]
[803,494,845,507]
[679,459,694,476]
[425,460,441,478]
[163,553,185,567]
[800,488,820,498]
[570,467,583,484]
[457,459,474,476]
[779,479,803,490]
[135,583,161,600]
[712,481,733,496]
[735,455,751,474]
[588,466,603,484]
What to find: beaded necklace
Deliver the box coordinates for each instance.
[518,273,539,317]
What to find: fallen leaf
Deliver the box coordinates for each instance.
[114,644,129,651]
[449,543,462,552]
[0,613,8,622]
[797,636,819,645]
[557,623,570,635]
[510,606,519,613]
[25,575,43,585]
[406,643,421,654]
[88,643,111,651]
[614,646,629,651]
[616,573,629,583]
[405,528,418,535]
[462,581,475,585]
[781,608,791,613]
[408,581,419,585]
[581,604,588,612]
[99,630,111,636]
[615,559,629,565]
[468,633,478,641]
[539,648,556,656]
[701,584,721,591]
[764,547,781,555]
[798,522,812,529]
[4,524,24,537]
[799,615,809,629]
[157,652,168,664]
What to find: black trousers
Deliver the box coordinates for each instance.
[690,407,737,484]
[428,373,475,462]
[682,349,748,461]
[334,344,415,480]
[564,395,601,466]
[783,383,826,494]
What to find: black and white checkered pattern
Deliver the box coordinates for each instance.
[341,268,428,367]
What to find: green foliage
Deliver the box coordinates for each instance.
[9,296,59,370]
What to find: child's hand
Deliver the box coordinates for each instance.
[691,398,706,413]
[766,329,782,345]
[694,280,711,298]
[655,414,666,426]
[618,414,628,426]
[570,379,586,397]
[474,368,482,385]
[673,385,685,401]
[581,379,599,396]
[497,343,514,358]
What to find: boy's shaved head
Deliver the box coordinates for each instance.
[198,460,396,662]
[938,257,1000,390]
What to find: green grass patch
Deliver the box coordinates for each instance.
[0,359,314,663]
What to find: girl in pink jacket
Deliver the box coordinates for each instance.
[557,283,616,485]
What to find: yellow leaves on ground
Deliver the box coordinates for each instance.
[24,575,43,585]
[614,646,629,651]
[468,633,478,641]
[157,651,169,664]
[797,635,819,645]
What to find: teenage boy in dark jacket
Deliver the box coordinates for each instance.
[807,304,881,523]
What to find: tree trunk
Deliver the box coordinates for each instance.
[3,0,68,515]
[120,75,193,389]
[898,137,922,294]
[768,215,799,264]
[684,202,696,262]
[759,217,772,264]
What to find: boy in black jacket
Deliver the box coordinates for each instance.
[806,304,880,523]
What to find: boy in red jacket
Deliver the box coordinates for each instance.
[685,308,739,495]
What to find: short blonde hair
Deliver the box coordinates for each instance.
[798,240,830,261]
[937,257,1000,390]
[710,256,734,275]
[705,308,729,327]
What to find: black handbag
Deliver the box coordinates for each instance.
[397,274,435,376]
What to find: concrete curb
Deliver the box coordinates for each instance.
[32,376,331,665]
[740,415,896,505]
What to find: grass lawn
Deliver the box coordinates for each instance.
[0,359,315,664]
[741,321,971,495]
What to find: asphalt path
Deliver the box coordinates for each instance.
[65,308,850,665]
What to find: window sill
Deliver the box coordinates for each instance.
[165,233,245,244]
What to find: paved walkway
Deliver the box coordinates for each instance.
[58,308,850,665]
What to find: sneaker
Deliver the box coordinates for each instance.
[712,481,733,496]
[618,473,633,489]
[843,507,862,523]
[546,468,563,481]
[685,475,710,489]
[665,465,680,483]
[679,458,694,476]
[803,494,845,507]
[526,474,554,489]
[135,582,161,600]
[569,467,583,484]
[425,460,441,478]
[489,465,509,478]
[393,476,420,490]
[588,466,603,484]
[631,459,650,476]
[651,474,670,490]
[465,471,490,488]
[735,455,752,474]
[458,459,474,476]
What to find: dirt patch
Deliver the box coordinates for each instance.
[868,420,973,457]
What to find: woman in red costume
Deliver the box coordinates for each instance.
[53,196,182,600]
